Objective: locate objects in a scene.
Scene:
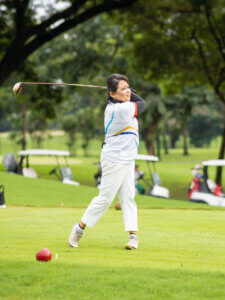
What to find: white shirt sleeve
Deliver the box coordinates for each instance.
[117,102,137,120]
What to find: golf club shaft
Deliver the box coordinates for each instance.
[20,82,107,89]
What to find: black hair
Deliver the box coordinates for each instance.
[106,73,129,101]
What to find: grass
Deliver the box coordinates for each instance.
[1,207,225,299]
[1,146,224,200]
[0,171,225,299]
[0,132,224,198]
[0,171,222,209]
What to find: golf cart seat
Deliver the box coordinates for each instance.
[135,154,170,199]
[22,167,38,178]
[60,167,80,186]
[150,171,169,198]
[190,159,225,207]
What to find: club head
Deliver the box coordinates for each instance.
[13,82,23,95]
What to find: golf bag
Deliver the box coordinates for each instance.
[2,153,23,174]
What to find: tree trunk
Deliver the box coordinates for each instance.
[145,124,157,155]
[169,130,179,149]
[69,130,76,156]
[156,134,161,159]
[215,122,225,184]
[146,139,155,155]
[162,131,169,155]
[182,127,189,156]
[21,101,26,150]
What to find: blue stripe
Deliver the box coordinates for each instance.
[111,132,138,138]
[105,111,114,135]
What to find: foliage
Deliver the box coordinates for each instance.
[61,114,78,156]
[0,86,15,131]
[0,0,136,85]
[188,113,223,147]
[7,66,63,149]
[28,15,133,155]
[118,0,225,102]
[188,99,224,147]
[138,83,167,155]
[76,106,100,156]
[165,85,210,154]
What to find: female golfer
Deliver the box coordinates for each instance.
[69,73,146,250]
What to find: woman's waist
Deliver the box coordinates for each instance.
[105,126,139,139]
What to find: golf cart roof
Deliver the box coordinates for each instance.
[18,149,70,157]
[136,154,159,162]
[202,159,225,166]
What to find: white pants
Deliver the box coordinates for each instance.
[81,157,137,232]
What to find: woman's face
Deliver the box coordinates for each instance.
[110,80,131,102]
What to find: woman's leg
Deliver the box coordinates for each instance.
[117,161,137,233]
[81,158,128,227]
[117,161,139,249]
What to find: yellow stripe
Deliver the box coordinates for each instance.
[114,126,135,135]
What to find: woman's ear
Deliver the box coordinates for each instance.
[109,91,114,98]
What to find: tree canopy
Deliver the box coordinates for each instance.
[118,0,225,104]
[0,0,136,85]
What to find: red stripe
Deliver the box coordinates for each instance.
[134,103,138,117]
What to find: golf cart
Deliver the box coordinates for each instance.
[135,154,170,198]
[2,149,79,186]
[188,159,225,207]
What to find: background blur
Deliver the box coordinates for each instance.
[0,0,224,199]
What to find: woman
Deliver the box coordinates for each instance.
[69,73,146,250]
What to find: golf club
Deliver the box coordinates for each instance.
[13,81,106,95]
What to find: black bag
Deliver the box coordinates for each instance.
[0,185,5,206]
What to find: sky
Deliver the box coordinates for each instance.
[31,0,70,20]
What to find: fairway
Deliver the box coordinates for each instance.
[0,172,225,299]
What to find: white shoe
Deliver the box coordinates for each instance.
[125,235,139,250]
[68,224,83,248]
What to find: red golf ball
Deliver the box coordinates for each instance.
[36,248,52,262]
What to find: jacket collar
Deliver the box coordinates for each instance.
[108,98,123,104]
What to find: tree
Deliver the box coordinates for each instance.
[3,13,134,154]
[118,0,225,182]
[188,99,224,147]
[165,85,210,155]
[0,87,14,132]
[77,106,100,156]
[61,115,78,156]
[0,0,137,85]
[27,110,50,149]
[139,83,167,156]
[188,114,223,147]
[9,83,62,150]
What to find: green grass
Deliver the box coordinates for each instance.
[1,207,225,299]
[0,132,224,200]
[0,171,222,209]
[1,147,224,201]
[0,172,225,299]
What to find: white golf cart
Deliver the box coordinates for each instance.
[135,154,170,198]
[189,159,225,207]
[3,149,79,186]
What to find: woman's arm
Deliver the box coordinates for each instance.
[130,91,146,115]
